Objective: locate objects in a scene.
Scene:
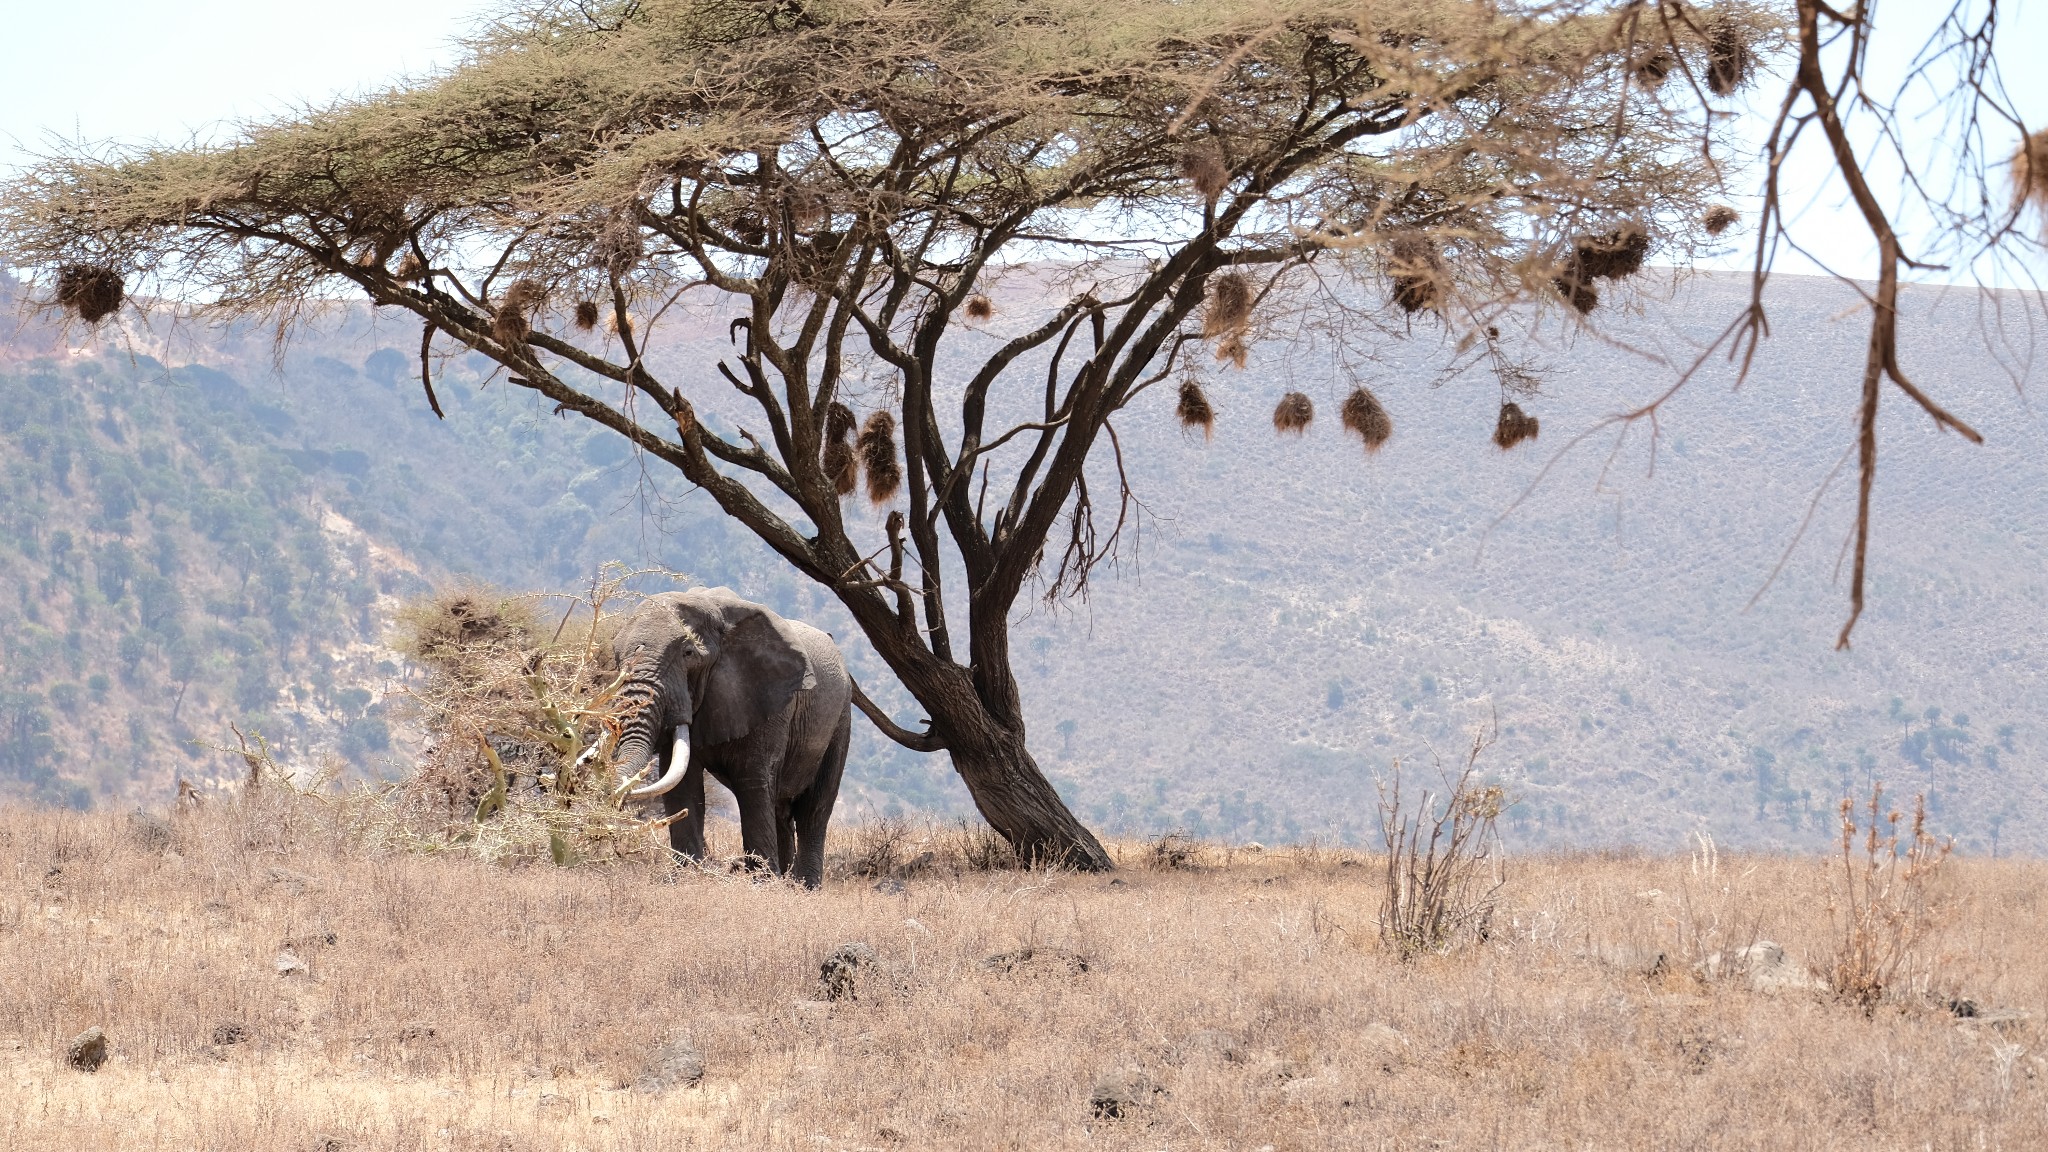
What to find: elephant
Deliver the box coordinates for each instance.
[610,587,852,888]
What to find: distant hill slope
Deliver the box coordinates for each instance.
[2,272,2042,853]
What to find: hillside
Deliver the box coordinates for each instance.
[1,271,2043,852]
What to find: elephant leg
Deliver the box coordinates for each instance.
[790,706,851,889]
[730,776,783,874]
[664,743,706,860]
[774,800,797,875]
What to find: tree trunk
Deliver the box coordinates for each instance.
[944,717,1112,870]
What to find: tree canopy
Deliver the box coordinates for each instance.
[1,0,1775,863]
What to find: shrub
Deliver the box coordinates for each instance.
[1377,729,1506,958]
[1825,785,1952,1011]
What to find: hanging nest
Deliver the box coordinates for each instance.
[55,265,124,324]
[595,216,642,276]
[858,410,902,504]
[1176,379,1215,439]
[1493,402,1540,450]
[2015,129,2048,218]
[963,294,995,321]
[1179,143,1229,203]
[1202,273,1253,339]
[1386,233,1444,314]
[1340,386,1392,452]
[1272,391,1314,435]
[493,279,546,347]
[1213,335,1249,369]
[573,300,601,331]
[1703,205,1740,236]
[1706,16,1756,96]
[395,251,426,281]
[1552,274,1599,315]
[823,401,859,495]
[1634,52,1673,88]
[1573,224,1649,280]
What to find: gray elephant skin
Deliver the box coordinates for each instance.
[610,587,852,888]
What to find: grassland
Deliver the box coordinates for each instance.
[3,798,2043,1150]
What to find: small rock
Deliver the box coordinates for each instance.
[1181,1029,1246,1064]
[127,810,176,853]
[872,878,907,896]
[635,1034,706,1093]
[1362,1022,1409,1072]
[1089,1068,1162,1120]
[818,942,878,1002]
[1736,941,1820,994]
[275,949,308,977]
[66,1027,108,1072]
[211,1021,249,1046]
[980,946,1090,977]
[267,867,314,895]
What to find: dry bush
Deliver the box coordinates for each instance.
[1825,785,1954,1012]
[365,566,683,866]
[1377,734,1506,959]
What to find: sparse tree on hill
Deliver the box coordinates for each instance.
[2,0,1780,865]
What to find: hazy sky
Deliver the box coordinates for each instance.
[2,1,2041,285]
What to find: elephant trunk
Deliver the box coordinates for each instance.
[628,727,690,800]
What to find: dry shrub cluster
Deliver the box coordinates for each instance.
[3,798,2042,1151]
[358,568,681,866]
[1826,786,1954,1012]
[1376,740,1506,959]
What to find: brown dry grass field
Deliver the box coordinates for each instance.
[2,797,2043,1151]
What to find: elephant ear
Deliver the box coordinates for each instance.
[696,604,809,746]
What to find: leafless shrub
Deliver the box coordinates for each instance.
[1148,831,1197,871]
[847,817,914,879]
[1825,785,1953,1013]
[1377,731,1507,959]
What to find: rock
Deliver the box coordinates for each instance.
[635,1034,706,1093]
[126,810,176,853]
[211,1021,249,1046]
[1242,842,1266,853]
[1089,1068,1162,1119]
[1181,1028,1246,1064]
[66,1026,108,1072]
[1361,1022,1410,1071]
[1737,941,1819,994]
[979,946,1090,977]
[275,949,308,977]
[818,942,878,1001]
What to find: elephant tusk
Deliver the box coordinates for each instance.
[627,728,690,800]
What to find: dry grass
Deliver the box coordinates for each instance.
[4,799,2045,1151]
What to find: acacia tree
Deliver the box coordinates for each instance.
[0,0,1760,865]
